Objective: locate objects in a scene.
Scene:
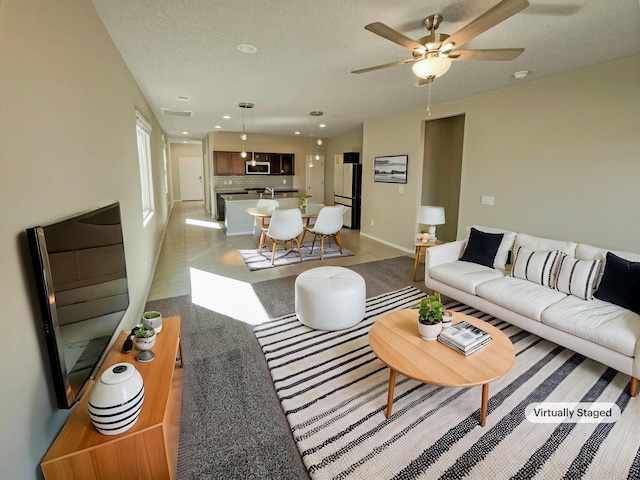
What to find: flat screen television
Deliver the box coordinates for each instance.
[26,203,130,409]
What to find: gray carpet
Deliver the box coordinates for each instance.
[144,255,424,479]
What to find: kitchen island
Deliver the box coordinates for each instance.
[223,192,302,236]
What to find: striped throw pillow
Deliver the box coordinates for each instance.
[511,246,561,288]
[555,254,602,300]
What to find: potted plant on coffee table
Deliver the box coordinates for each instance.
[412,292,444,340]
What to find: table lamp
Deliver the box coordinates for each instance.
[418,206,445,242]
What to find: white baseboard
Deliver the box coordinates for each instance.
[359,231,414,254]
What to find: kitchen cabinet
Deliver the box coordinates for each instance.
[267,153,294,175]
[343,152,360,164]
[214,151,293,176]
[214,151,246,175]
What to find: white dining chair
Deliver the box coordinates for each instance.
[303,203,325,228]
[264,208,304,266]
[305,205,345,259]
[255,199,279,252]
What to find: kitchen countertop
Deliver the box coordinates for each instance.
[221,191,300,201]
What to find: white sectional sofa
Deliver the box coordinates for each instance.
[425,225,640,395]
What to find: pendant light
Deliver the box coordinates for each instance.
[238,102,254,157]
[309,111,324,167]
[308,135,314,168]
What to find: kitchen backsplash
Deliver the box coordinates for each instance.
[212,175,295,192]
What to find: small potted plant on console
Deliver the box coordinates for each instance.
[142,310,163,334]
[133,324,156,351]
[412,292,444,340]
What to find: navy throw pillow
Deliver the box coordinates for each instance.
[460,227,504,269]
[594,252,640,315]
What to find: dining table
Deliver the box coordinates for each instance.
[246,206,320,252]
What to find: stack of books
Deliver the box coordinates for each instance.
[438,321,492,356]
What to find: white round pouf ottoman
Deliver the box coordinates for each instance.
[295,266,366,330]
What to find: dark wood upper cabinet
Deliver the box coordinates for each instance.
[213,151,294,176]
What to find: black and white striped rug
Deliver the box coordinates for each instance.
[254,286,640,479]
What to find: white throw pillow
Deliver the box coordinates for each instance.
[555,254,602,300]
[511,246,561,288]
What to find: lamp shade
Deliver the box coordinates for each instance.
[411,56,452,79]
[418,206,445,225]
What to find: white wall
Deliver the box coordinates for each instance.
[361,55,640,254]
[0,1,171,477]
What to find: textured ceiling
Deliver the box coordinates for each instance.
[91,0,640,143]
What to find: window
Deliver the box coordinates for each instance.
[162,134,169,195]
[136,111,154,224]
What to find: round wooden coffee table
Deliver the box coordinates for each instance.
[368,309,515,427]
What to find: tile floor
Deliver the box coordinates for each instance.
[147,201,413,301]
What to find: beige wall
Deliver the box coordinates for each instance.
[0,1,171,477]
[361,55,640,254]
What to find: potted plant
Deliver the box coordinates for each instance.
[142,310,163,334]
[298,196,307,209]
[412,292,444,340]
[133,324,156,351]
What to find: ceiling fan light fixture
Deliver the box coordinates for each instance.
[411,55,452,79]
[441,42,455,52]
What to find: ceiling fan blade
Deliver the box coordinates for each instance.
[446,0,530,50]
[449,48,524,61]
[365,22,424,51]
[351,58,415,74]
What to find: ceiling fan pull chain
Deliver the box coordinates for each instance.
[426,81,432,117]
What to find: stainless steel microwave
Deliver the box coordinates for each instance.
[245,161,270,175]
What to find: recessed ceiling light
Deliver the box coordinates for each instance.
[294,131,301,135]
[215,125,222,129]
[319,124,326,128]
[182,141,187,143]
[182,131,188,135]
[236,43,257,54]
[223,115,231,119]
[513,70,530,79]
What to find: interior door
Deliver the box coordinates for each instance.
[306,155,324,204]
[179,156,203,201]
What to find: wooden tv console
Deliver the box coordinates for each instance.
[41,316,183,480]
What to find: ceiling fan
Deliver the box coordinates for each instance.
[352,0,530,85]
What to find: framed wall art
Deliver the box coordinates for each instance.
[374,155,407,184]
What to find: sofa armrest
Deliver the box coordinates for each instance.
[426,240,466,270]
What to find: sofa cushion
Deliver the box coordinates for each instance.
[541,295,640,357]
[476,276,567,321]
[576,244,640,290]
[510,246,561,288]
[554,254,601,300]
[515,233,577,257]
[460,227,503,268]
[594,252,640,315]
[470,225,516,270]
[429,261,506,295]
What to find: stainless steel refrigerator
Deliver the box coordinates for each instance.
[334,163,362,228]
